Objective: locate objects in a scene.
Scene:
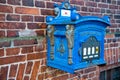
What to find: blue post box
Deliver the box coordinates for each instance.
[46,0,110,73]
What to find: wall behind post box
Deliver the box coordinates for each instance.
[0,0,120,80]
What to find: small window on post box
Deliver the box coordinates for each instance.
[81,36,100,62]
[46,0,111,74]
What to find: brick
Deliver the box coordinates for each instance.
[0,41,11,48]
[0,66,8,80]
[0,14,5,21]
[70,0,84,5]
[114,15,120,19]
[109,5,118,9]
[8,0,21,5]
[52,0,64,2]
[86,2,97,7]
[88,8,94,12]
[27,52,46,60]
[0,49,4,57]
[22,15,33,22]
[28,23,40,29]
[7,14,20,21]
[0,31,5,38]
[22,46,33,54]
[41,9,54,15]
[7,30,19,37]
[22,0,34,6]
[14,39,37,46]
[15,7,39,15]
[35,1,45,8]
[105,34,114,39]
[30,61,40,80]
[9,64,18,77]
[34,44,44,52]
[81,7,88,11]
[0,5,13,13]
[107,0,111,3]
[84,67,96,73]
[24,76,29,80]
[0,0,6,3]
[16,63,26,80]
[46,2,54,8]
[52,74,68,80]
[98,3,108,8]
[35,30,45,36]
[28,23,47,29]
[0,55,26,65]
[89,72,95,78]
[38,74,44,80]
[0,22,26,29]
[6,48,20,56]
[34,16,44,22]
[25,62,33,74]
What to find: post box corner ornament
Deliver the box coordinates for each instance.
[46,0,111,74]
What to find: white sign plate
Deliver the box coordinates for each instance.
[61,9,71,17]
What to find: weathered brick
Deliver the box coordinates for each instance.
[109,5,118,9]
[81,7,88,11]
[22,15,33,22]
[0,14,5,21]
[0,49,4,57]
[0,0,6,3]
[0,41,11,48]
[22,46,33,54]
[46,2,54,8]
[0,5,13,13]
[88,8,94,12]
[38,74,44,80]
[9,64,18,77]
[24,76,30,80]
[0,66,8,80]
[34,44,44,52]
[15,7,39,15]
[105,34,114,39]
[14,39,37,46]
[22,0,34,6]
[0,22,26,29]
[86,2,97,7]
[7,30,19,37]
[41,9,54,15]
[52,74,68,80]
[28,23,40,29]
[28,23,47,29]
[16,63,26,80]
[8,0,21,5]
[35,1,45,8]
[6,48,20,56]
[0,31,5,38]
[30,61,40,80]
[7,14,20,21]
[84,67,96,73]
[34,16,44,22]
[70,0,84,5]
[98,3,108,8]
[35,30,45,36]
[0,55,26,65]
[107,0,111,3]
[114,15,120,19]
[27,52,46,60]
[25,62,33,74]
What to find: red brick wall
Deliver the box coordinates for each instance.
[0,0,120,80]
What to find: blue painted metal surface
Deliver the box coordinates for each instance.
[46,0,110,73]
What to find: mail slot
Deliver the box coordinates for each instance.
[46,0,110,73]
